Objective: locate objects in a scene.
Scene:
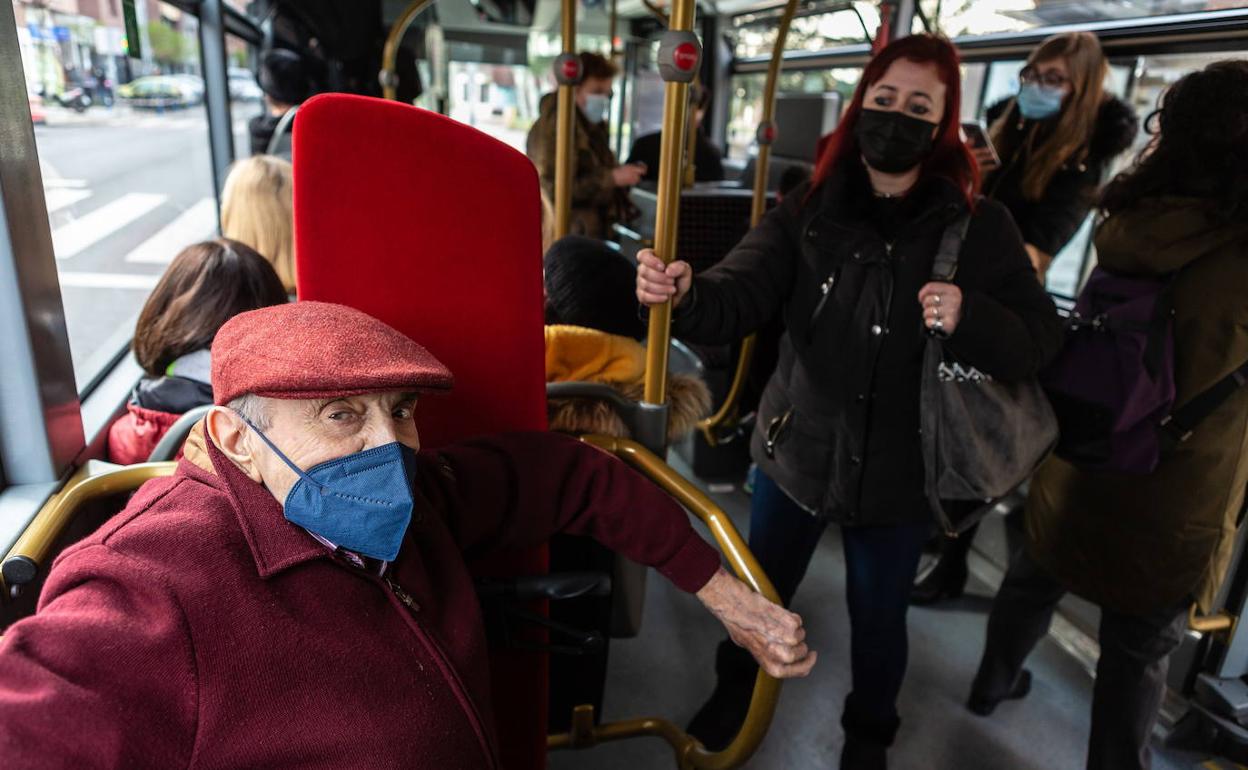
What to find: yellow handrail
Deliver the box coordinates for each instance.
[642,0,697,407]
[548,435,782,769]
[380,0,436,101]
[2,462,177,591]
[554,0,578,239]
[696,0,799,446]
[1189,603,1236,635]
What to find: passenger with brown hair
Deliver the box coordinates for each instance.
[221,155,296,294]
[106,239,288,464]
[912,31,1138,606]
[525,51,645,238]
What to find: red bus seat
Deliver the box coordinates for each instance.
[292,93,548,770]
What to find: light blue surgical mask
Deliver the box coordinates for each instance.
[243,419,417,562]
[582,93,610,124]
[1017,82,1065,121]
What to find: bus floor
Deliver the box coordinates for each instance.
[548,463,1215,770]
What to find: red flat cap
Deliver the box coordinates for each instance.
[211,301,454,405]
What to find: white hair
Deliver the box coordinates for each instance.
[228,393,272,431]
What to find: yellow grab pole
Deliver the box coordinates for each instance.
[380,0,436,101]
[643,0,698,407]
[696,0,797,445]
[554,0,578,239]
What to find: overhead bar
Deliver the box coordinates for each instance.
[380,0,436,101]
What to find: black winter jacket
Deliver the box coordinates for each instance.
[983,96,1137,256]
[672,165,1064,526]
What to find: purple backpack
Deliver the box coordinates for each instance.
[1042,266,1248,474]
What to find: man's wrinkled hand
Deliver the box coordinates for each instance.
[696,568,817,679]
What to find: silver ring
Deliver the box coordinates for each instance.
[933,294,942,306]
[933,319,944,330]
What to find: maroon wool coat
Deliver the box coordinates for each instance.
[0,431,720,769]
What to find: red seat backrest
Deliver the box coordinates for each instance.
[292,93,548,770]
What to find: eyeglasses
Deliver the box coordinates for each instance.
[1019,66,1070,89]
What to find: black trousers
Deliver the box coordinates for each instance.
[971,548,1188,770]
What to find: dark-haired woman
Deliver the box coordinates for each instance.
[636,34,1064,769]
[107,239,287,464]
[969,59,1248,770]
[913,30,1138,605]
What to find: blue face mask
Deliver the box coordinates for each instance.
[1016,82,1065,120]
[243,420,417,562]
[582,93,610,124]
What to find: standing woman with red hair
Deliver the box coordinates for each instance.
[636,34,1064,768]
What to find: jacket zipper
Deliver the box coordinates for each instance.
[375,572,499,770]
[806,268,840,339]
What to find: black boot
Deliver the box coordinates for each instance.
[686,639,757,751]
[840,733,888,770]
[840,694,898,770]
[967,668,1032,716]
[910,529,974,606]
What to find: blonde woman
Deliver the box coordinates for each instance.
[221,155,296,294]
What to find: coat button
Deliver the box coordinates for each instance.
[870,324,883,336]
[855,393,866,403]
[852,251,862,260]
[850,455,862,466]
[808,228,819,239]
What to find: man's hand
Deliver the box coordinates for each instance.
[696,568,816,679]
[612,163,646,188]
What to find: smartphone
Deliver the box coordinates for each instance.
[961,121,1001,171]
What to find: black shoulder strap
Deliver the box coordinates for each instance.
[931,211,973,282]
[1161,359,1248,445]
[266,105,299,156]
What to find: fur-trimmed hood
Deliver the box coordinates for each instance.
[545,325,711,442]
[986,94,1139,166]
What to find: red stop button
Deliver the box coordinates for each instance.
[673,42,699,72]
[761,125,777,143]
[561,58,580,80]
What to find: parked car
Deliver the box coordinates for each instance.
[117,75,200,109]
[228,67,263,102]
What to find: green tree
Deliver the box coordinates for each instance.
[146,21,189,67]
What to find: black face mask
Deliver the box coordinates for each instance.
[854,108,937,174]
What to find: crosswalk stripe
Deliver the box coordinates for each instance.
[56,271,161,290]
[125,197,218,264]
[44,188,92,215]
[51,192,167,260]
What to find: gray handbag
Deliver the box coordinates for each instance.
[919,213,1058,535]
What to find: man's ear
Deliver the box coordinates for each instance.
[205,407,263,483]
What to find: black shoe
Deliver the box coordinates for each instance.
[840,734,888,770]
[686,641,757,751]
[967,669,1032,716]
[910,556,968,606]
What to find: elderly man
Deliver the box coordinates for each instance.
[0,302,814,768]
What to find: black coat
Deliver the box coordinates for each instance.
[627,131,725,183]
[672,165,1064,526]
[983,96,1137,256]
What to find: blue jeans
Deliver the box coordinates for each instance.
[749,471,929,741]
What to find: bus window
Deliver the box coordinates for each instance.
[727,68,861,160]
[925,0,1248,38]
[227,34,264,157]
[14,0,218,395]
[727,2,880,60]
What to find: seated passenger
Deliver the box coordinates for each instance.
[526,52,645,238]
[627,84,726,184]
[970,59,1248,770]
[0,301,814,766]
[248,48,313,158]
[543,235,709,440]
[221,155,297,294]
[106,239,287,464]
